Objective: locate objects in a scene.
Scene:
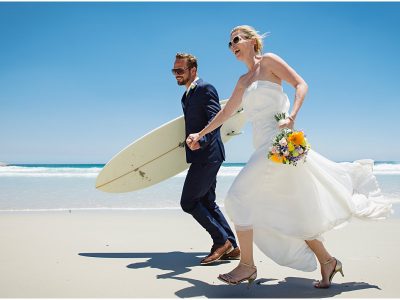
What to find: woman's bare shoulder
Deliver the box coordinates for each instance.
[261,52,283,64]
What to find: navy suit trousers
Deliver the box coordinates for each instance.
[180,162,237,247]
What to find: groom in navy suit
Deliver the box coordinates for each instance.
[172,53,240,264]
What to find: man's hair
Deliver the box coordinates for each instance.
[175,53,198,69]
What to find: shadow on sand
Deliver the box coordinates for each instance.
[79,251,380,298]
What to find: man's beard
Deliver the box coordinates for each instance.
[177,77,189,86]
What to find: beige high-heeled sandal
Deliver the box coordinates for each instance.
[218,262,257,288]
[314,257,344,289]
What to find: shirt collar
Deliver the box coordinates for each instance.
[186,76,200,94]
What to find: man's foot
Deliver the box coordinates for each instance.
[221,247,241,260]
[201,240,233,265]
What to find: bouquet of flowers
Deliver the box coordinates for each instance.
[268,113,311,166]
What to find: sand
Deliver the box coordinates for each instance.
[0,209,399,298]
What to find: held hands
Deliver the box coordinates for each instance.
[186,133,201,151]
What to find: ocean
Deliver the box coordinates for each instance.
[0,162,399,217]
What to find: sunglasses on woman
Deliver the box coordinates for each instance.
[171,67,190,75]
[228,35,247,48]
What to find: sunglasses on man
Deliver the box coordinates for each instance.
[171,67,190,76]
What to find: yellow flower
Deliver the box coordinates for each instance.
[288,142,295,152]
[288,131,305,146]
[302,137,308,147]
[270,154,284,163]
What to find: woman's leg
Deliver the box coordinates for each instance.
[306,239,341,288]
[218,229,257,283]
[237,229,255,265]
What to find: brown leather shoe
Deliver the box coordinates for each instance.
[221,247,241,260]
[201,240,233,265]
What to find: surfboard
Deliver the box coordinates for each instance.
[95,100,245,193]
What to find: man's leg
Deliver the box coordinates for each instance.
[201,168,238,249]
[180,162,228,246]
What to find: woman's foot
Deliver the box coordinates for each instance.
[314,257,344,288]
[218,262,257,288]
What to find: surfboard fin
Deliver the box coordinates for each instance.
[227,131,243,136]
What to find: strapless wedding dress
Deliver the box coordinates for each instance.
[225,80,392,272]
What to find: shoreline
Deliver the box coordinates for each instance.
[0,201,399,217]
[0,206,183,213]
[0,209,399,298]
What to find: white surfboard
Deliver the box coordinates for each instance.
[96,100,245,193]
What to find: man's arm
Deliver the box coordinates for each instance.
[198,85,221,149]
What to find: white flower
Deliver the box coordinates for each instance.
[297,147,304,154]
[283,150,290,156]
[270,146,278,154]
[279,138,287,146]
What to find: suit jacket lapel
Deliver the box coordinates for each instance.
[185,78,201,102]
[185,86,195,100]
[181,78,202,112]
[181,92,187,111]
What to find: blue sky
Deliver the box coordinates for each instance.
[1,2,399,163]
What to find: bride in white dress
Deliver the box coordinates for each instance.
[186,25,392,288]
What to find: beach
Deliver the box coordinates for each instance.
[0,209,399,298]
[0,163,399,297]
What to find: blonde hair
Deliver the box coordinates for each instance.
[231,25,269,55]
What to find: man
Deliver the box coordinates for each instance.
[172,53,240,265]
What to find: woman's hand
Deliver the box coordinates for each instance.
[278,118,294,130]
[186,133,201,151]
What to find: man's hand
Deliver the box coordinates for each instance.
[186,133,201,151]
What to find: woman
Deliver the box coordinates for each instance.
[186,25,392,288]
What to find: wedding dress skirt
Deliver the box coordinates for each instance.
[224,80,392,272]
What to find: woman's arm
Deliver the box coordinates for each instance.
[263,53,308,128]
[187,77,246,147]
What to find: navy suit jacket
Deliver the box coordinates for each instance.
[181,79,225,164]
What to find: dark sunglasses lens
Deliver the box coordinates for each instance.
[172,68,184,75]
[229,36,241,48]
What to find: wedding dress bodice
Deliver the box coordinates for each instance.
[242,80,290,149]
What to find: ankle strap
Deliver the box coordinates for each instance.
[240,262,257,269]
[322,257,336,265]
